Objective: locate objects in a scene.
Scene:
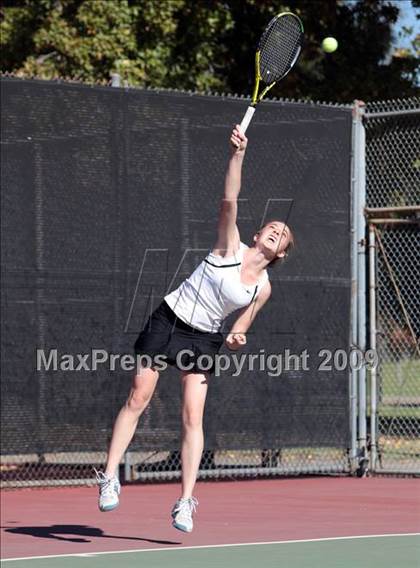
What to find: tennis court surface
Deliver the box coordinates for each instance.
[2,477,419,567]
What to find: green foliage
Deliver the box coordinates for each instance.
[1,0,418,101]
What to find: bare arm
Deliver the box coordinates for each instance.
[226,280,272,350]
[212,126,248,257]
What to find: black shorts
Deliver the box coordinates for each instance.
[134,300,224,374]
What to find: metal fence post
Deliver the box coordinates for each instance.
[349,106,359,469]
[111,73,121,87]
[368,223,378,470]
[353,100,368,474]
[124,451,132,482]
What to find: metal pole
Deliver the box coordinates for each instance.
[111,73,121,87]
[349,104,360,466]
[354,101,368,464]
[364,108,420,119]
[368,224,377,470]
[365,205,420,215]
[368,218,419,225]
[124,451,132,482]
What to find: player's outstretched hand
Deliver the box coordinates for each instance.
[230,125,248,155]
[225,332,247,350]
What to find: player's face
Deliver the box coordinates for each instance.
[256,222,292,258]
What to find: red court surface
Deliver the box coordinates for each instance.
[1,477,419,560]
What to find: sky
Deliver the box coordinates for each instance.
[344,0,418,50]
[391,0,419,49]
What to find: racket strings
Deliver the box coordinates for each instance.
[259,15,302,83]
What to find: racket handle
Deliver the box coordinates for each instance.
[239,106,256,134]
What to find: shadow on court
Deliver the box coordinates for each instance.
[3,525,181,545]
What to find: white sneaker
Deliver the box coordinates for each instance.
[94,468,121,512]
[171,497,198,533]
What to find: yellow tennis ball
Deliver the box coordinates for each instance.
[322,37,338,53]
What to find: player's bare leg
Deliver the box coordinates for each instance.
[171,371,208,532]
[95,366,159,511]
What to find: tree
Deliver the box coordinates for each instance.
[1,0,418,102]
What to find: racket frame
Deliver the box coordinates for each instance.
[240,11,303,134]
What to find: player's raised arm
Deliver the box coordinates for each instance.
[212,126,248,257]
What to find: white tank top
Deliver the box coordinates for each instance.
[164,242,269,333]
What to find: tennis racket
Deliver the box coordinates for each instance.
[239,12,304,134]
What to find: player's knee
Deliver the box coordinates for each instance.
[182,409,203,430]
[126,388,152,413]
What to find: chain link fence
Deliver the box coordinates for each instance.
[365,97,420,474]
[2,81,418,487]
[1,449,351,488]
[1,77,353,488]
[371,225,420,473]
[365,99,419,208]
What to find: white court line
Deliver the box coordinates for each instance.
[1,533,419,562]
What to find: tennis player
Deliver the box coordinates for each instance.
[95,125,294,533]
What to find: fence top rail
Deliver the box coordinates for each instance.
[365,205,420,215]
[368,218,420,225]
[364,108,420,119]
